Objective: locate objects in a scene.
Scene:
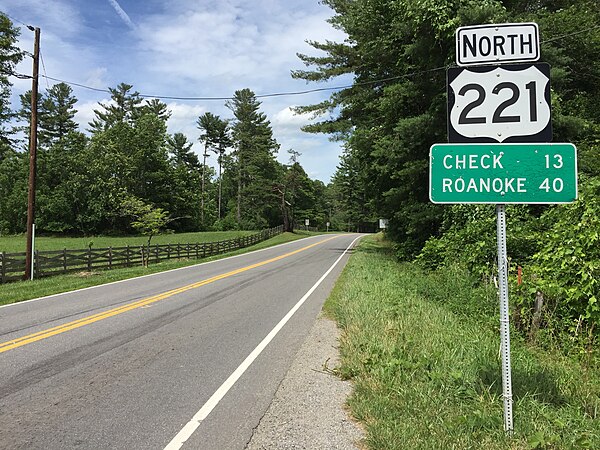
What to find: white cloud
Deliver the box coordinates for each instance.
[73,99,110,131]
[272,106,318,132]
[132,0,347,94]
[84,68,109,89]
[165,102,209,159]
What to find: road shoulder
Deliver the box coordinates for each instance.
[246,315,363,449]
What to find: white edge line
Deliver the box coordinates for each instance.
[163,235,363,450]
[0,234,332,310]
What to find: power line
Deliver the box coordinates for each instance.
[41,74,349,100]
[12,22,600,102]
[1,11,32,29]
[42,75,113,94]
[40,65,446,102]
[0,68,31,80]
[39,49,50,89]
[542,24,600,45]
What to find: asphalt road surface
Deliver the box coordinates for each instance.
[0,233,361,450]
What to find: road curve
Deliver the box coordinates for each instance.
[0,233,361,449]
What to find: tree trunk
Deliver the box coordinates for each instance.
[280,187,290,232]
[529,290,544,341]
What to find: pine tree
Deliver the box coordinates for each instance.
[17,83,79,149]
[0,14,23,156]
[88,83,143,132]
[42,83,79,143]
[197,112,231,223]
[225,89,280,228]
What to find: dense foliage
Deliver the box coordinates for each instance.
[296,1,599,348]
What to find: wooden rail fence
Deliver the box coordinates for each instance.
[0,226,284,284]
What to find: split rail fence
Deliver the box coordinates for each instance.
[0,225,284,284]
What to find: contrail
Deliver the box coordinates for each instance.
[107,0,136,29]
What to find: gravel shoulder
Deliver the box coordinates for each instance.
[246,316,364,450]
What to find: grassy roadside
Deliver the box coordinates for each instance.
[0,230,257,253]
[325,234,600,449]
[0,231,316,306]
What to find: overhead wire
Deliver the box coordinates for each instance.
[542,24,600,44]
[3,11,599,102]
[0,68,31,80]
[40,65,447,102]
[1,11,32,29]
[39,50,50,89]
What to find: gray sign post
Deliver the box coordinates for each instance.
[496,204,513,431]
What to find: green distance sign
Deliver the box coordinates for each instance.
[429,143,577,204]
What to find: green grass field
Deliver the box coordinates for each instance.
[0,231,315,306]
[325,234,600,449]
[0,230,257,253]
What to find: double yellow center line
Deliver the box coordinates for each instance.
[0,236,338,354]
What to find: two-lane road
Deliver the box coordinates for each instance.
[0,233,361,449]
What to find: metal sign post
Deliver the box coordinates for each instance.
[496,204,513,432]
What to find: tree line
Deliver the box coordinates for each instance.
[0,14,348,236]
[294,0,600,347]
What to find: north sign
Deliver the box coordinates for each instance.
[447,63,552,143]
[456,23,540,66]
[429,143,577,204]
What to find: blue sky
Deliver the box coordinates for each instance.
[4,0,350,183]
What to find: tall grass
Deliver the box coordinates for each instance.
[325,235,599,449]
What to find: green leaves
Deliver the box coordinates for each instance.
[120,196,171,239]
[529,177,600,336]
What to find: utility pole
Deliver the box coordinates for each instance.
[201,144,207,226]
[25,26,40,281]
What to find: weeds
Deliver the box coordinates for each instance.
[325,235,600,449]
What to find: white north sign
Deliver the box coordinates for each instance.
[456,23,540,66]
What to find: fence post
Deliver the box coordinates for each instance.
[63,248,67,273]
[108,247,113,270]
[87,247,92,272]
[195,243,199,259]
[35,250,40,278]
[1,252,5,284]
[155,244,159,264]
